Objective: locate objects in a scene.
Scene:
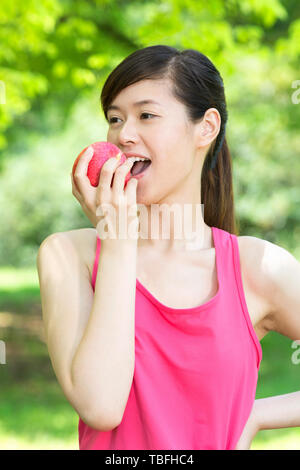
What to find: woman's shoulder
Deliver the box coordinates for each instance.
[60,227,97,244]
[43,228,98,280]
[236,233,283,274]
[236,233,283,327]
[237,233,276,283]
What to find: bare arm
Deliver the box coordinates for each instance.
[235,238,300,449]
[71,237,137,428]
[256,392,300,430]
[37,231,137,431]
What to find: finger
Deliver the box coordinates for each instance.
[124,175,138,201]
[70,171,83,202]
[71,170,94,214]
[126,178,140,240]
[73,146,95,197]
[112,159,134,195]
[74,146,94,177]
[97,157,122,195]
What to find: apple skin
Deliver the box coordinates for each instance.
[72,141,132,189]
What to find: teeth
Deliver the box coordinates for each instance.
[127,157,151,163]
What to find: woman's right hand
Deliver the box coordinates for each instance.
[71,146,140,246]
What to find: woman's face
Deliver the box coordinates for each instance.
[106,78,209,205]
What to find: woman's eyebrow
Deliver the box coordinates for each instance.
[107,99,162,112]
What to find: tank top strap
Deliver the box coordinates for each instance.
[212,225,232,293]
[91,234,101,291]
[212,226,262,368]
[230,232,263,367]
[213,225,248,295]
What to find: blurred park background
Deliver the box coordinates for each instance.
[0,0,300,450]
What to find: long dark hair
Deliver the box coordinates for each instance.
[100,45,239,235]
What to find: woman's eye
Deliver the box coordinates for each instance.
[108,113,155,124]
[108,117,121,124]
[141,113,155,119]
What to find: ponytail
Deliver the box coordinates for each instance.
[201,135,240,235]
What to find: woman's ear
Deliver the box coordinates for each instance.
[195,108,221,147]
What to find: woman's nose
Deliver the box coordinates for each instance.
[117,119,139,145]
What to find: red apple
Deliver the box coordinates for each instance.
[72,141,132,189]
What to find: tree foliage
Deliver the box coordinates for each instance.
[1,0,299,151]
[0,0,299,265]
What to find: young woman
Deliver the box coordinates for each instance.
[37,45,300,450]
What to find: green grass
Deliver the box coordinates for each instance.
[0,265,300,450]
[0,266,78,449]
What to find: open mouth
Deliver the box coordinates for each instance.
[130,159,152,176]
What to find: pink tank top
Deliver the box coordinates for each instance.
[78,226,262,450]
